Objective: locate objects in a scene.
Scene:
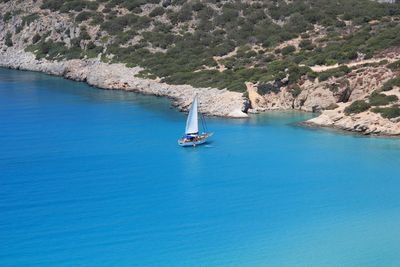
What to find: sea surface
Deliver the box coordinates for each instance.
[1,68,400,267]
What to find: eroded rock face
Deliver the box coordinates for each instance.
[348,66,395,101]
[0,1,249,118]
[246,65,400,135]
[248,66,395,113]
[307,104,400,136]
[0,48,249,118]
[307,66,400,136]
[305,79,400,136]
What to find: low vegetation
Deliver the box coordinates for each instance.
[371,105,400,118]
[344,100,371,115]
[368,91,398,106]
[5,31,12,47]
[382,77,400,91]
[0,0,398,92]
[21,13,39,26]
[387,60,400,71]
[318,66,351,82]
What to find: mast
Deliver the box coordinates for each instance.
[185,95,199,135]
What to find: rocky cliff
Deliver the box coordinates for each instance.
[0,0,249,117]
[247,53,400,135]
[0,47,249,117]
[1,0,400,135]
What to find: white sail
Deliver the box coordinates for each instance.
[185,95,199,135]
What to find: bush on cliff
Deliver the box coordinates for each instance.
[79,27,91,40]
[387,60,400,71]
[23,0,400,92]
[26,40,82,60]
[281,45,296,56]
[290,85,302,97]
[75,11,93,22]
[382,77,400,91]
[32,33,41,44]
[3,11,12,22]
[22,13,39,26]
[368,91,398,106]
[344,100,371,115]
[299,39,314,50]
[40,0,63,11]
[149,7,165,17]
[5,31,13,47]
[318,65,351,81]
[371,106,400,119]
[41,0,98,12]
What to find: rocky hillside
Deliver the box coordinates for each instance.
[1,0,400,134]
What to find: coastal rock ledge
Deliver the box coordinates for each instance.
[305,105,400,136]
[0,48,249,118]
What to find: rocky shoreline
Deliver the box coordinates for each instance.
[0,48,249,118]
[301,120,400,138]
[2,48,400,136]
[305,104,400,136]
[245,63,400,136]
[2,0,400,136]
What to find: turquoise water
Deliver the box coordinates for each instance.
[1,68,400,267]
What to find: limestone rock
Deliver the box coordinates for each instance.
[0,48,248,118]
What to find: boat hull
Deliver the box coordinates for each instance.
[178,133,213,147]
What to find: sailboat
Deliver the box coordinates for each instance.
[178,95,213,147]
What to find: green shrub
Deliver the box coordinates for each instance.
[149,7,165,17]
[371,106,400,119]
[299,39,314,50]
[3,11,12,22]
[27,40,72,60]
[318,72,332,82]
[101,14,150,34]
[307,71,318,80]
[5,31,13,47]
[344,100,371,114]
[15,25,23,34]
[24,0,400,92]
[288,65,310,84]
[90,12,104,25]
[301,33,310,39]
[387,60,400,71]
[257,83,280,95]
[65,47,83,59]
[41,0,63,11]
[79,27,91,40]
[368,91,398,106]
[75,11,92,22]
[70,38,81,48]
[290,85,302,97]
[318,65,351,81]
[41,0,98,12]
[22,13,39,26]
[281,45,296,55]
[32,33,41,44]
[382,77,400,91]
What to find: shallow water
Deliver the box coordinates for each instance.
[1,68,400,267]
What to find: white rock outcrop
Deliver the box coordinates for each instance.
[0,48,249,118]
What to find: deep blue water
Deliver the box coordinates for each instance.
[1,68,400,267]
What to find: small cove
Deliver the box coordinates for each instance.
[1,68,400,266]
